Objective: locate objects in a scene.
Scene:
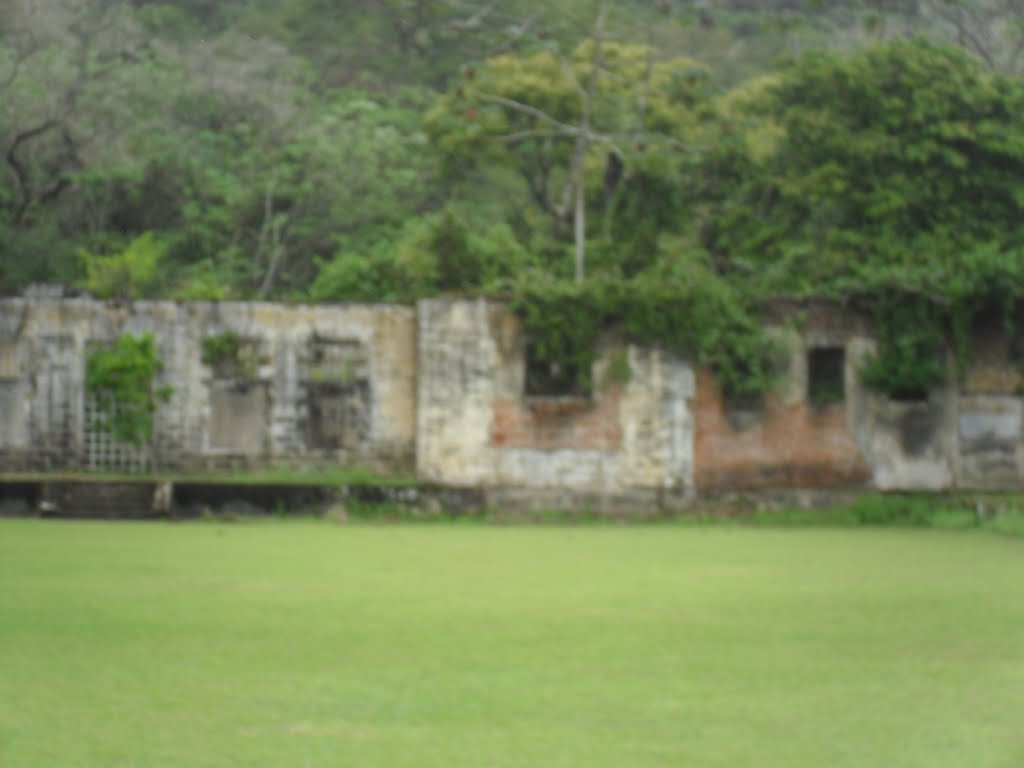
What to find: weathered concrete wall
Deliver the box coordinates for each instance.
[694,310,873,491]
[6,294,1024,496]
[416,299,695,496]
[692,302,970,493]
[0,338,29,456]
[858,390,958,490]
[0,298,417,472]
[954,316,1024,489]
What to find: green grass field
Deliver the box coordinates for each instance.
[1,520,1023,767]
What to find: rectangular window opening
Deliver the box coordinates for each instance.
[524,342,590,399]
[0,341,19,381]
[808,346,846,406]
[304,380,370,451]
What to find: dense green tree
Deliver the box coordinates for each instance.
[690,37,1024,395]
[428,28,714,280]
[698,38,1024,289]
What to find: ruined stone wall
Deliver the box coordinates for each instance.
[5,295,1024,496]
[953,314,1024,489]
[416,299,695,501]
[694,307,873,491]
[691,302,970,493]
[691,302,1024,493]
[0,298,417,472]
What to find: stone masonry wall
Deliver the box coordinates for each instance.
[416,299,695,496]
[954,315,1024,489]
[0,298,417,472]
[5,294,1024,495]
[693,303,968,493]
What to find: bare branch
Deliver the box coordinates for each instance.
[922,0,1024,72]
[520,147,555,215]
[498,128,579,143]
[38,125,82,205]
[5,119,59,222]
[0,42,37,90]
[479,93,578,132]
[448,2,497,30]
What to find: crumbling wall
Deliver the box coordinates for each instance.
[957,396,1022,487]
[859,390,958,490]
[5,294,1024,495]
[691,303,972,493]
[0,336,29,464]
[0,298,417,473]
[954,315,1024,488]
[416,299,695,496]
[694,309,874,491]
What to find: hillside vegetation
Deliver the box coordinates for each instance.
[4,1,1024,397]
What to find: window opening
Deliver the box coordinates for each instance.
[524,342,590,399]
[303,338,370,451]
[808,347,845,406]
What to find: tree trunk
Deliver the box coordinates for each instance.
[571,2,607,283]
[574,163,585,283]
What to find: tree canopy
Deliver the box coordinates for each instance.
[4,1,1024,398]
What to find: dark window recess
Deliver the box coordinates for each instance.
[723,390,763,431]
[305,380,370,451]
[524,344,590,399]
[899,405,936,455]
[808,347,845,406]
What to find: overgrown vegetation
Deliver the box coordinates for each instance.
[510,265,778,400]
[85,333,173,446]
[200,331,243,370]
[7,3,1024,397]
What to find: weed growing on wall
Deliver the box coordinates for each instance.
[201,331,242,369]
[201,331,259,379]
[85,332,173,446]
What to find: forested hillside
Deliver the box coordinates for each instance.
[4,0,1024,399]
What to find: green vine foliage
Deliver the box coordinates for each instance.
[859,297,946,400]
[510,257,779,400]
[685,40,1024,399]
[85,333,173,446]
[201,331,262,379]
[201,331,241,368]
[622,260,778,401]
[510,276,606,393]
[841,243,1024,397]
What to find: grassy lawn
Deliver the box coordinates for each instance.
[1,521,1023,767]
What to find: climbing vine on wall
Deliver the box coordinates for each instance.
[85,332,173,446]
[510,261,780,400]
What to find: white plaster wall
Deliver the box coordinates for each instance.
[957,395,1024,488]
[0,381,28,449]
[416,299,696,493]
[618,347,695,491]
[416,299,498,485]
[0,338,28,450]
[861,390,958,491]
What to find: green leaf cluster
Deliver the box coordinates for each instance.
[511,257,778,400]
[688,39,1024,397]
[10,5,1024,403]
[78,233,167,300]
[85,333,173,447]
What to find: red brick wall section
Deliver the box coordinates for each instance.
[694,370,870,491]
[491,388,623,451]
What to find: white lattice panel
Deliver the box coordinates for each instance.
[84,397,151,472]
